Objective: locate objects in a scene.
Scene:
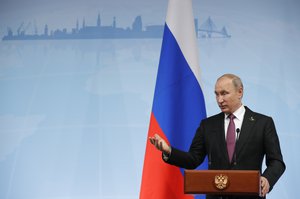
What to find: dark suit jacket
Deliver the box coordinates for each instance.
[165,107,285,199]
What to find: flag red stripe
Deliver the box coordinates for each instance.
[140,113,194,199]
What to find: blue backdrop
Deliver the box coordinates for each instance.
[0,0,299,198]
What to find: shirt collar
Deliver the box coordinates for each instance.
[225,105,245,121]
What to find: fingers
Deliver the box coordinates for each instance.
[148,134,160,150]
[149,136,155,145]
[260,176,270,197]
[148,134,170,153]
[149,134,160,147]
[155,135,166,151]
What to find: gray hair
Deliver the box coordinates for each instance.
[218,74,243,91]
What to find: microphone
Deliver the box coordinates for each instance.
[236,128,240,141]
[233,128,241,166]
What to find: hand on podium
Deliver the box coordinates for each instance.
[260,176,270,197]
[149,134,171,155]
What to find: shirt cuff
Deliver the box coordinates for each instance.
[162,148,172,161]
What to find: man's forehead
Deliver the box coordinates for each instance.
[215,79,234,92]
[216,78,232,87]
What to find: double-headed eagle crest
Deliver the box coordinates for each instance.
[214,174,229,190]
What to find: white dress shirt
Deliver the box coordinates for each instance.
[224,105,245,140]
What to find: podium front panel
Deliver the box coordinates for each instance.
[184,170,260,195]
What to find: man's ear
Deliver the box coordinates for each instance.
[238,87,243,99]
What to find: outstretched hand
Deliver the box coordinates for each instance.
[149,134,171,155]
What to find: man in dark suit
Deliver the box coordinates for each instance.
[149,74,285,199]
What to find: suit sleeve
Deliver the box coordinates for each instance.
[261,117,286,190]
[163,123,207,169]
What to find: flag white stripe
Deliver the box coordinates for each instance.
[166,0,201,85]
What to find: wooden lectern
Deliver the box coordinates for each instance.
[184,170,260,196]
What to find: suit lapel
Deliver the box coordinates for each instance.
[215,113,229,162]
[235,107,256,154]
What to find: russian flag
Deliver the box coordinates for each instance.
[140,0,207,198]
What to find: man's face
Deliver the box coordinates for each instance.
[214,77,243,114]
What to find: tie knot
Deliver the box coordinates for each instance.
[228,114,235,120]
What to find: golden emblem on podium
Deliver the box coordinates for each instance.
[214,174,229,190]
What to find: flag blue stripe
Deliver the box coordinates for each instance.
[152,24,207,152]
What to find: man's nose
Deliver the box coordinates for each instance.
[217,96,223,103]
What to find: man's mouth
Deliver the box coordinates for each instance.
[219,105,227,109]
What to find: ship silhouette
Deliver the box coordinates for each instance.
[2,15,230,41]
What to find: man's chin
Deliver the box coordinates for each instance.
[220,107,229,113]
